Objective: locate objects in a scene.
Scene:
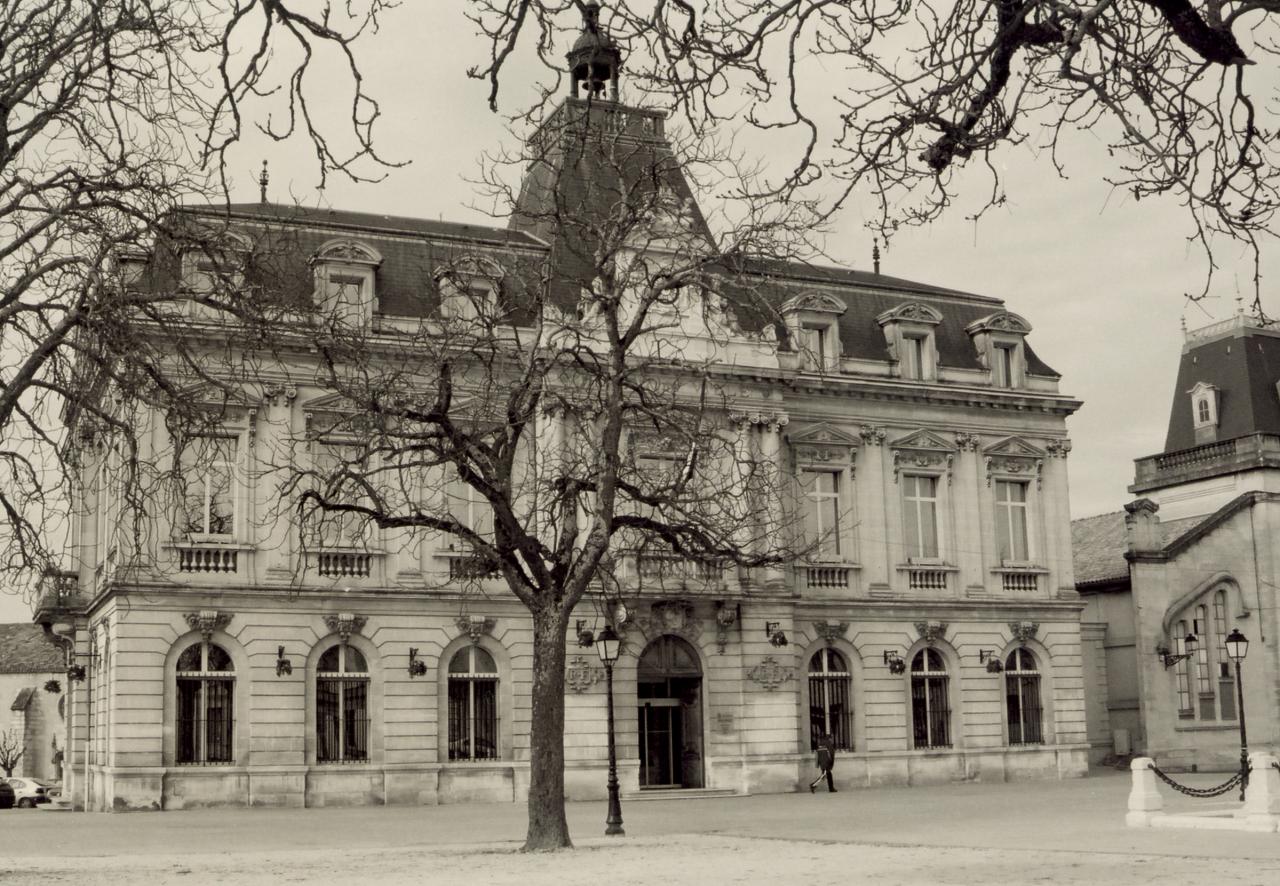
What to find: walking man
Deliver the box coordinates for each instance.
[809,730,837,793]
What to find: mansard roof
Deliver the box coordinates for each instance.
[1162,319,1280,452]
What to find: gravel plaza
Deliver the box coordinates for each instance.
[4,769,1280,885]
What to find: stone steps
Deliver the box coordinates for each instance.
[622,787,740,801]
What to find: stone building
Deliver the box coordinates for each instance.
[38,16,1087,812]
[0,623,66,780]
[1074,312,1280,769]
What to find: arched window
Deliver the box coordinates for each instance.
[1004,648,1043,745]
[910,648,950,749]
[808,648,852,750]
[317,645,369,762]
[1212,589,1238,720]
[1174,618,1193,717]
[1193,604,1213,718]
[448,646,499,761]
[176,640,234,764]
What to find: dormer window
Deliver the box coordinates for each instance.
[115,248,149,290]
[965,311,1032,389]
[311,239,381,327]
[877,302,943,382]
[1188,381,1220,443]
[181,233,251,294]
[781,292,847,372]
[435,255,506,325]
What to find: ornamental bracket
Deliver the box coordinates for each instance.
[324,612,367,645]
[184,610,232,642]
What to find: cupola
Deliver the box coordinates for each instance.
[567,2,622,100]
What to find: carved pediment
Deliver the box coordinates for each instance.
[876,302,943,327]
[965,311,1032,336]
[789,423,860,465]
[174,383,256,413]
[890,429,956,453]
[312,238,383,267]
[983,436,1047,459]
[984,436,1046,487]
[781,291,848,317]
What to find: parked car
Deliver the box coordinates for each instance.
[4,777,50,808]
[0,780,14,810]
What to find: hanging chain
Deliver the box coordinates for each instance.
[1148,761,1247,798]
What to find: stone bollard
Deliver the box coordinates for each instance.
[1241,752,1280,832]
[1126,757,1163,828]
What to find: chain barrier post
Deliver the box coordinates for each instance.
[1126,757,1163,827]
[1242,752,1280,832]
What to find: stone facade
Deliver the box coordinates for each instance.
[0,624,66,780]
[40,27,1086,810]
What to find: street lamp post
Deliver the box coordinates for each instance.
[1225,628,1250,800]
[595,624,624,836]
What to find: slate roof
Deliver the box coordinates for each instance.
[1163,326,1280,452]
[0,623,65,674]
[1071,510,1207,587]
[167,97,1061,379]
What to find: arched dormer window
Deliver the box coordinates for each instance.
[877,302,943,382]
[1188,381,1219,443]
[781,291,847,372]
[965,311,1032,389]
[311,239,382,328]
[435,255,506,325]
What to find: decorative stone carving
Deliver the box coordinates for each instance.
[324,612,367,644]
[780,292,848,316]
[184,610,232,641]
[727,412,789,432]
[890,430,957,484]
[1045,438,1072,459]
[714,602,739,654]
[1009,621,1040,644]
[983,436,1048,488]
[262,383,297,407]
[565,655,602,692]
[456,615,496,645]
[858,425,887,446]
[915,621,949,645]
[747,656,796,690]
[877,302,944,326]
[635,600,703,643]
[965,311,1032,336]
[811,620,850,646]
[954,433,980,452]
[789,423,859,467]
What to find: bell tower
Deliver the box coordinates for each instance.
[567,2,622,100]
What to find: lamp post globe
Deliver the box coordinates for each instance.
[596,625,624,836]
[1223,628,1250,799]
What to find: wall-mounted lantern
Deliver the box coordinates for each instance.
[275,645,293,677]
[576,620,596,648]
[1155,633,1197,670]
[882,650,906,674]
[979,649,1004,673]
[408,647,427,678]
[765,621,788,648]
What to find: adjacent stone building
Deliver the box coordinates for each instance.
[1074,313,1280,770]
[0,623,66,780]
[38,15,1087,812]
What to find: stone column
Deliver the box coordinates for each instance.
[758,414,788,588]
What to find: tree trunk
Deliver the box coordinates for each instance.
[523,602,572,850]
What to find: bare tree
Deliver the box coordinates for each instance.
[466,1,1280,309]
[0,728,24,777]
[0,0,395,592]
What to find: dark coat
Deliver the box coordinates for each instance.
[815,737,835,771]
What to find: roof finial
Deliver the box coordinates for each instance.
[872,238,881,275]
[567,2,622,100]
[259,160,269,204]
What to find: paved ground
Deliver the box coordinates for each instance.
[3,768,1279,885]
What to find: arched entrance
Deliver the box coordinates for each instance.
[637,635,704,789]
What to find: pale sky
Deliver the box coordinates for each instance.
[0,9,1267,622]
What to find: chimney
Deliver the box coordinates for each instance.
[1123,498,1162,554]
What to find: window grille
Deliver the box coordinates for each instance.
[448,646,500,761]
[808,648,853,751]
[175,641,235,764]
[316,645,369,762]
[910,648,951,749]
[1004,648,1044,745]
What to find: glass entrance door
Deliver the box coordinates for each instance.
[636,635,704,789]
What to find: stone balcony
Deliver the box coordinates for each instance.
[1130,433,1280,494]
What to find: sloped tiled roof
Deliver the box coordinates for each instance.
[1072,511,1130,586]
[0,623,65,674]
[1072,510,1209,587]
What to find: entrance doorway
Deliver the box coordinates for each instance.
[637,635,704,789]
